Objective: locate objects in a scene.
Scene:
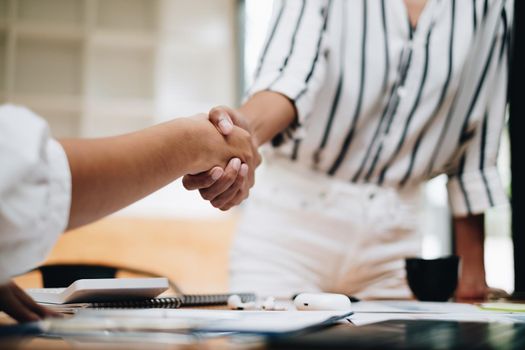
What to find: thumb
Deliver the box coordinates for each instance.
[209,107,233,135]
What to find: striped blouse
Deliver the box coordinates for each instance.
[248,0,513,217]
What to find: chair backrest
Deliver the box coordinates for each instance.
[35,263,181,293]
[38,264,118,288]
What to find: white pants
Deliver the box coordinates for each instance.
[230,157,422,300]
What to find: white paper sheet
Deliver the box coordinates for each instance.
[346,301,525,326]
[349,312,522,326]
[352,301,482,314]
[51,308,353,335]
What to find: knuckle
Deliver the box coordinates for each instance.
[209,105,228,119]
[182,176,194,187]
[203,176,216,187]
[242,190,250,200]
[200,190,213,201]
[209,106,220,115]
[209,106,222,116]
[255,154,262,166]
[239,128,250,139]
[233,182,243,193]
[223,172,236,183]
[211,200,223,208]
[212,105,228,112]
[234,174,244,185]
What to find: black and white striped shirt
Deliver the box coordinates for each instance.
[248,0,512,217]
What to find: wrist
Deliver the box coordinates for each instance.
[156,117,204,176]
[183,117,212,174]
[237,107,263,147]
[457,250,487,290]
[183,116,227,174]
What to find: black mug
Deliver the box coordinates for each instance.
[405,256,460,302]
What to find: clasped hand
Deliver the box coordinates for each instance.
[184,106,260,211]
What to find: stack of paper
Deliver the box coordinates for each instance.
[42,308,353,337]
[349,301,525,326]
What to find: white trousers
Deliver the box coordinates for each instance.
[230,157,422,300]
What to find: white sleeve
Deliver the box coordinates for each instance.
[447,2,513,217]
[446,2,512,217]
[0,104,71,284]
[247,0,331,146]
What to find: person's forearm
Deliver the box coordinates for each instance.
[238,91,297,147]
[454,214,487,286]
[61,118,212,230]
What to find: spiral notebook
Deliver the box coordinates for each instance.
[42,293,257,314]
[29,278,256,313]
[89,293,257,309]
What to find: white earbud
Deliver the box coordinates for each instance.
[262,297,276,310]
[227,294,256,310]
[261,296,288,311]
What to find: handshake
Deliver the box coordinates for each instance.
[181,106,261,211]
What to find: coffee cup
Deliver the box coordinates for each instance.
[405,256,460,302]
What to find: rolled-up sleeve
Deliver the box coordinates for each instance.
[247,0,331,146]
[447,3,512,217]
[0,105,71,284]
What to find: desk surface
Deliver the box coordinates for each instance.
[3,307,525,350]
[0,312,268,350]
[0,336,258,350]
[4,318,525,350]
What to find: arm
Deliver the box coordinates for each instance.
[447,3,513,300]
[454,214,509,301]
[238,91,297,147]
[62,115,253,229]
[453,214,488,300]
[0,108,254,322]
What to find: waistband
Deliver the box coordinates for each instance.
[258,155,422,204]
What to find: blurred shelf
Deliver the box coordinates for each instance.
[9,94,83,113]
[0,0,8,22]
[0,36,5,91]
[85,97,156,117]
[89,30,157,50]
[14,37,82,96]
[96,0,157,33]
[81,113,154,138]
[14,22,84,41]
[16,0,84,27]
[87,47,154,100]
[1,0,238,142]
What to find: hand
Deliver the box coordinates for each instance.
[455,273,509,302]
[183,113,256,175]
[183,106,261,211]
[451,215,510,302]
[0,281,60,323]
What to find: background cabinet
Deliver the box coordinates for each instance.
[0,0,240,138]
